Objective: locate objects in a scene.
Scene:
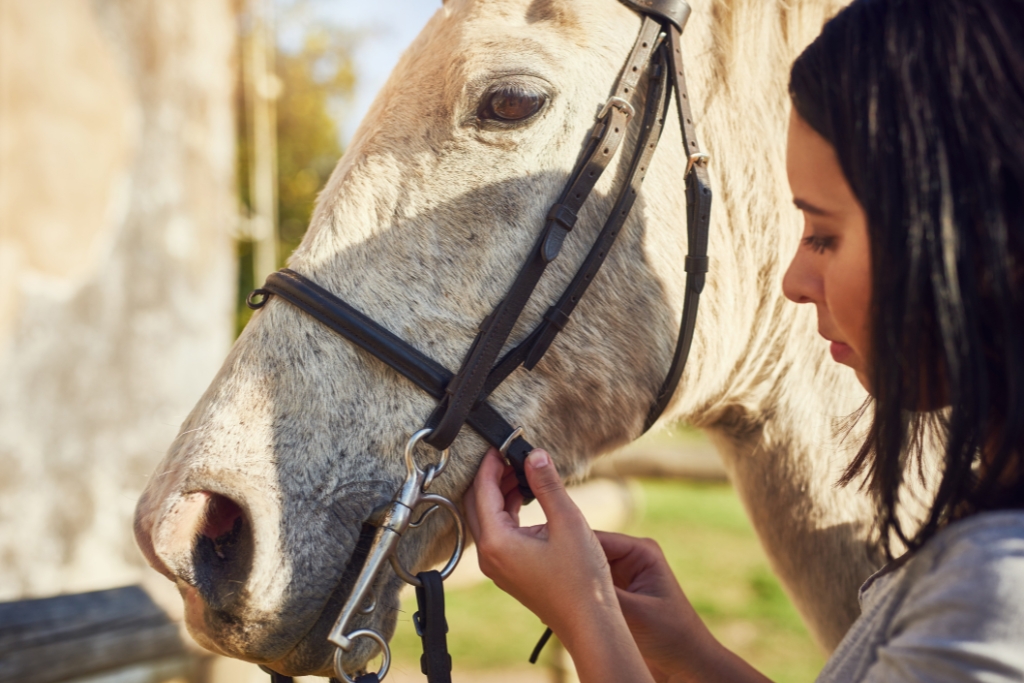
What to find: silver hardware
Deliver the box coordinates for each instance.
[405,428,450,479]
[598,96,635,122]
[333,630,390,683]
[359,594,376,615]
[686,151,710,176]
[498,426,526,465]
[328,429,466,680]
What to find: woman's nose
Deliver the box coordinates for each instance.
[782,248,821,305]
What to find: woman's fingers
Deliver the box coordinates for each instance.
[465,448,504,540]
[500,464,520,497]
[523,449,581,531]
[596,531,671,593]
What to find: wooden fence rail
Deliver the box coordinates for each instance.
[0,586,192,683]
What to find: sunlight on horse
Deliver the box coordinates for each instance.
[131,0,905,677]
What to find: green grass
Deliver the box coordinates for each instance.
[389,479,825,682]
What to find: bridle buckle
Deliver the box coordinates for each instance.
[598,96,636,122]
[686,151,710,176]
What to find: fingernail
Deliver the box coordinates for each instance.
[527,449,550,469]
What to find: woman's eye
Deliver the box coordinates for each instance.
[802,235,836,254]
[479,88,546,122]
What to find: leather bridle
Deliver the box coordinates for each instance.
[249,0,711,500]
[251,0,711,680]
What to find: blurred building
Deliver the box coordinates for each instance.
[0,0,237,599]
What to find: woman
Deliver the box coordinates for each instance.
[464,0,1024,680]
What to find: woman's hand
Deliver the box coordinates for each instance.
[464,447,654,683]
[597,532,711,680]
[597,533,773,683]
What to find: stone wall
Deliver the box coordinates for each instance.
[0,0,237,598]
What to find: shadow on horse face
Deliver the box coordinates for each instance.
[134,166,675,674]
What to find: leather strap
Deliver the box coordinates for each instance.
[259,668,293,683]
[643,23,712,429]
[251,10,712,500]
[413,570,452,683]
[457,45,670,404]
[424,17,664,452]
[255,270,538,498]
[261,668,346,683]
[259,7,712,681]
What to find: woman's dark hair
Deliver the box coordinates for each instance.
[789,0,1024,558]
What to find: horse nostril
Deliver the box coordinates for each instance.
[192,493,254,608]
[201,493,244,541]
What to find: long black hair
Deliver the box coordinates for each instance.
[789,0,1024,557]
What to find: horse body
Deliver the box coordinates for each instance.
[134,0,870,676]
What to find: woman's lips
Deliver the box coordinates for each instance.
[830,341,853,364]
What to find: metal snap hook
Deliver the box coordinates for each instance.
[334,630,390,683]
[404,428,450,480]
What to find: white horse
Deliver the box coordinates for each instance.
[135,0,878,676]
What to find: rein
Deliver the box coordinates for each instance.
[250,0,711,679]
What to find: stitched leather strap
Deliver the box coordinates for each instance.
[251,8,712,501]
[258,270,538,498]
[643,23,713,429]
[457,45,670,403]
[424,16,664,452]
[414,570,452,683]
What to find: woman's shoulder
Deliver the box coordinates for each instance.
[819,511,1024,682]
[910,509,1024,583]
[879,511,1024,678]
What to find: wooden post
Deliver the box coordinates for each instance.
[243,0,280,285]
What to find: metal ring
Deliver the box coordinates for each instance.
[334,630,391,683]
[499,426,526,460]
[389,493,465,587]
[246,289,270,310]
[404,428,450,479]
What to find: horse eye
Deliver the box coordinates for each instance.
[480,88,546,122]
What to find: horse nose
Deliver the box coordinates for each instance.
[138,491,255,609]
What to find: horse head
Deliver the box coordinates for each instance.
[135,0,865,676]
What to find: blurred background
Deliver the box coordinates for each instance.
[0,1,822,681]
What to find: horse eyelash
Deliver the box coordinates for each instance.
[802,235,835,254]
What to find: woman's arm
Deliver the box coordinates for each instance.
[464,447,773,683]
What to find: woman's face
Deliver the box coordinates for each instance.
[782,109,873,391]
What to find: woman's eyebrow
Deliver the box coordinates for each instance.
[793,197,833,216]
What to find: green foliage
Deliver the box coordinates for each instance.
[235,10,354,334]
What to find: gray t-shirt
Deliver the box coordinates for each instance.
[817,511,1024,682]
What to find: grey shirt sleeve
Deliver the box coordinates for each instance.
[862,518,1024,682]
